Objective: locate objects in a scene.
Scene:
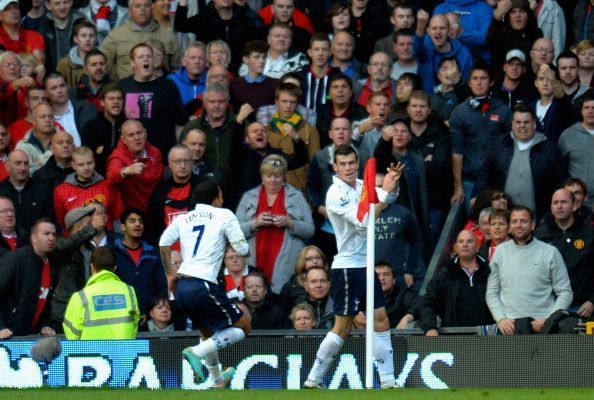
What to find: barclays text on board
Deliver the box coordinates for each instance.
[1,335,594,389]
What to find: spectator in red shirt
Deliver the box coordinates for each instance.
[106,119,163,213]
[354,51,396,108]
[54,145,124,231]
[0,195,27,259]
[0,0,45,63]
[0,51,33,126]
[8,87,48,149]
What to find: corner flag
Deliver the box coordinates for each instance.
[357,157,379,222]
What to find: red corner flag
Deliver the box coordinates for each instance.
[357,157,379,222]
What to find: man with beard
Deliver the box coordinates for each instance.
[68,49,112,111]
[557,50,594,119]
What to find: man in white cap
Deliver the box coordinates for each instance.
[493,49,539,108]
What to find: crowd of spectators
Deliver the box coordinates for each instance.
[1,0,594,339]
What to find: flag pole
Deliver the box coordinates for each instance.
[365,203,375,389]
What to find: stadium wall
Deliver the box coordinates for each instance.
[1,335,593,389]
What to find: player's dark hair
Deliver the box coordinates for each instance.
[120,207,145,224]
[333,144,358,163]
[191,180,220,207]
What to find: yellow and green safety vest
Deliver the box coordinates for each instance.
[63,270,140,340]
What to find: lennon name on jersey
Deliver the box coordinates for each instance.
[184,210,215,224]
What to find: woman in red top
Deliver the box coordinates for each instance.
[465,188,512,247]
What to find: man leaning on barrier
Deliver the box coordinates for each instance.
[419,229,494,336]
[63,247,140,340]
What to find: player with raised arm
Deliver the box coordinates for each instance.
[159,180,249,389]
[303,144,405,389]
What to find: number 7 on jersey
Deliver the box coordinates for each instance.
[192,224,205,257]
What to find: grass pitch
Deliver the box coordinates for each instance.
[3,388,594,400]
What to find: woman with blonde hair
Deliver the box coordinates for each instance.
[290,303,317,331]
[236,154,315,294]
[279,245,327,311]
[576,40,594,88]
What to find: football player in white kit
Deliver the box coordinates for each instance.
[159,180,249,388]
[303,144,405,389]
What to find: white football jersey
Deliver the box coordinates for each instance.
[159,204,249,283]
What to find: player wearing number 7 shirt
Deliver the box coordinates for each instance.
[159,180,250,389]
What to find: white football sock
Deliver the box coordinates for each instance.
[374,331,395,385]
[191,327,245,357]
[307,331,344,383]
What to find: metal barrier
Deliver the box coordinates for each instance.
[419,202,465,296]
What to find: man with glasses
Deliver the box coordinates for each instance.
[146,145,204,246]
[354,52,396,108]
[0,0,45,62]
[302,266,334,329]
[527,38,555,82]
[0,51,33,126]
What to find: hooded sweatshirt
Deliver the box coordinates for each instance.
[414,35,474,93]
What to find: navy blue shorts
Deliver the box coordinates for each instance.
[175,277,243,332]
[331,268,385,316]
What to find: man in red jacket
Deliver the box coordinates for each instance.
[53,146,124,231]
[106,119,163,213]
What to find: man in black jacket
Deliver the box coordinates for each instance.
[419,229,493,336]
[472,103,568,220]
[243,270,287,329]
[0,150,53,234]
[0,218,58,339]
[32,130,75,188]
[535,188,594,320]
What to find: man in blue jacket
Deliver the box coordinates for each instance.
[109,208,167,319]
[168,42,208,106]
[433,0,494,62]
[414,10,474,93]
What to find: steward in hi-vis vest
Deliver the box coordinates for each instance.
[63,247,139,339]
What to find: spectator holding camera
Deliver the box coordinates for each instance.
[236,154,314,295]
